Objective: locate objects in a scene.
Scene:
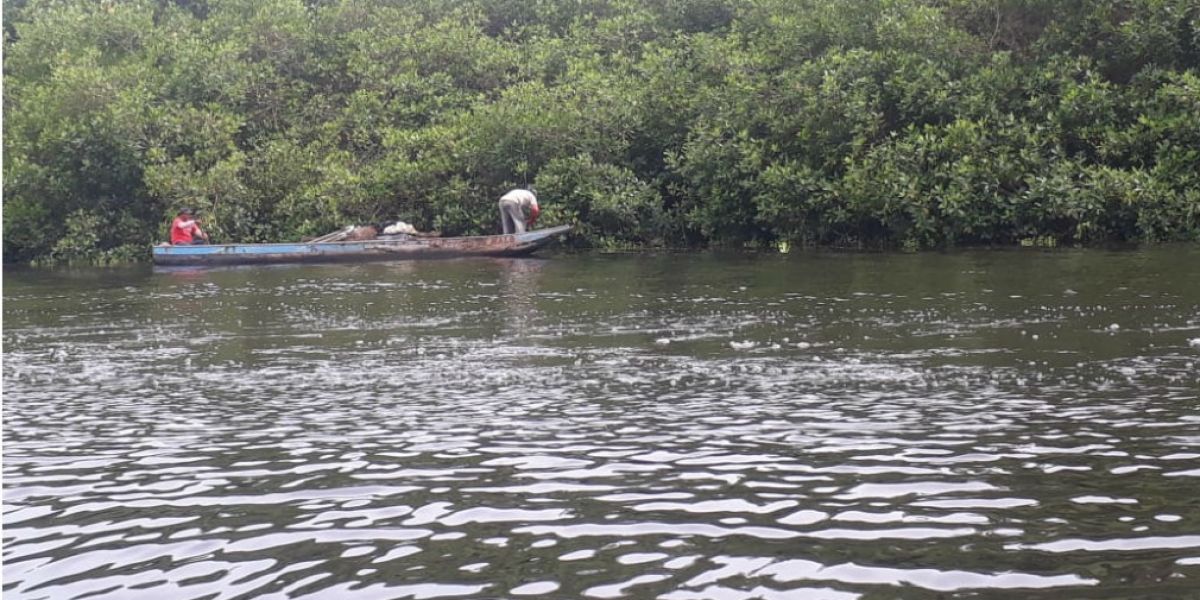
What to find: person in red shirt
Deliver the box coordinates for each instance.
[170,208,209,245]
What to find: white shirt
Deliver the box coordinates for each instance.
[500,189,538,210]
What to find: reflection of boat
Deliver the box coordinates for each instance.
[153,226,571,266]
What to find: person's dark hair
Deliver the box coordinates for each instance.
[179,207,194,216]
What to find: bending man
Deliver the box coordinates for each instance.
[498,188,540,234]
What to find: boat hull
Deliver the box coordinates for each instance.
[153,226,571,266]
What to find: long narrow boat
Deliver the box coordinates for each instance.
[153,225,571,266]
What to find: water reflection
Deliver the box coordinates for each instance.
[4,248,1200,599]
[495,257,548,338]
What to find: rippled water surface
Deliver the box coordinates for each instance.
[4,248,1200,599]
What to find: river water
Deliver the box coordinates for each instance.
[4,248,1199,600]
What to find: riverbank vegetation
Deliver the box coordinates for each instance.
[4,0,1199,263]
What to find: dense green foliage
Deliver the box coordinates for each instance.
[4,0,1198,263]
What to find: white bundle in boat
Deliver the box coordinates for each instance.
[383,221,417,235]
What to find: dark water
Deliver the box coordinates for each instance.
[4,248,1199,600]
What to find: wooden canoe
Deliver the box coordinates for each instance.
[152,225,571,266]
